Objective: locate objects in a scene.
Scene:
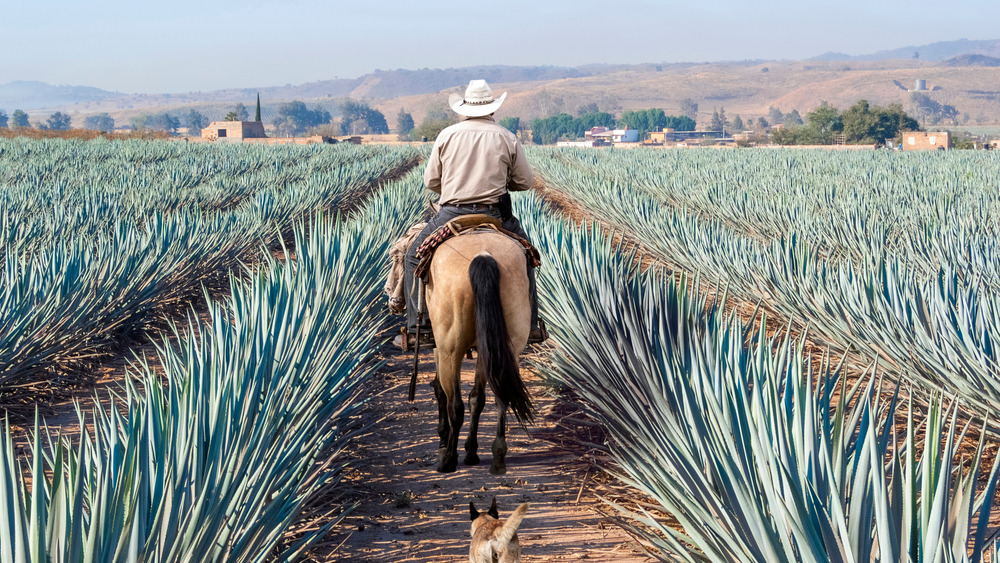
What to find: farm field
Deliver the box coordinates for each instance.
[0,139,999,561]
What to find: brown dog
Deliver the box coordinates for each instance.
[469,498,529,563]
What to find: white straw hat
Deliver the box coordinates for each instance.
[448,79,508,117]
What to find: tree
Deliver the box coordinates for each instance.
[731,115,744,131]
[412,105,458,141]
[224,111,239,121]
[499,116,520,134]
[756,117,769,130]
[535,90,565,117]
[185,109,207,135]
[679,98,699,120]
[576,102,599,116]
[11,110,29,128]
[233,103,249,121]
[664,115,695,131]
[785,109,804,126]
[841,100,919,144]
[255,93,262,122]
[273,101,332,136]
[767,106,784,125]
[0,110,7,129]
[578,112,617,132]
[530,111,618,144]
[619,109,694,137]
[531,113,576,144]
[710,107,727,133]
[805,101,842,141]
[338,100,388,135]
[396,109,415,137]
[133,113,180,133]
[83,113,115,132]
[619,109,669,137]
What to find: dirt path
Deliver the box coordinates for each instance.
[314,347,653,562]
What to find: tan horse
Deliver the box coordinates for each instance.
[424,230,534,474]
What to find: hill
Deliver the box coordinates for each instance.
[945,54,1000,67]
[0,81,119,111]
[812,38,1000,62]
[15,50,1000,132]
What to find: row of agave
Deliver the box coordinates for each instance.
[533,148,1000,288]
[0,139,423,405]
[528,148,1000,421]
[0,167,431,561]
[515,192,1000,562]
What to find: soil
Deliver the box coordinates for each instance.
[309,346,654,562]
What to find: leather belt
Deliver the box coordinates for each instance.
[443,202,499,211]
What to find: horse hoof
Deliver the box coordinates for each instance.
[438,456,458,473]
[464,453,481,466]
[489,464,507,475]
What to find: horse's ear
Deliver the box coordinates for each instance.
[470,502,480,521]
[488,497,499,519]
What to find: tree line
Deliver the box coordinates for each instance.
[771,100,920,145]
[530,109,696,144]
[0,100,396,138]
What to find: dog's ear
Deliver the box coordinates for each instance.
[470,502,480,521]
[488,497,499,519]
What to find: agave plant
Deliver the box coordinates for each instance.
[516,191,1000,562]
[0,166,431,561]
[528,147,1000,426]
[0,138,424,406]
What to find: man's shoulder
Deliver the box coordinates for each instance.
[444,118,516,140]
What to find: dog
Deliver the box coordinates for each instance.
[469,497,529,563]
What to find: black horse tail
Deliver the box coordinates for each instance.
[469,254,533,424]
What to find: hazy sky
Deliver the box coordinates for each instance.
[4,0,999,93]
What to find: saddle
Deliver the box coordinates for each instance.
[414,214,541,279]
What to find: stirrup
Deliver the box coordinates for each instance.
[394,327,436,351]
[527,319,549,344]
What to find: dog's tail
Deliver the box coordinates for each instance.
[497,503,529,546]
[469,254,533,424]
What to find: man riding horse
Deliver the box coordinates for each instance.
[395,79,546,350]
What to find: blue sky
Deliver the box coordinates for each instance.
[3,0,998,93]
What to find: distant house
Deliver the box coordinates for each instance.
[584,126,639,144]
[201,121,266,141]
[642,130,725,145]
[902,131,952,151]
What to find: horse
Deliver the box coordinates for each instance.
[423,230,534,474]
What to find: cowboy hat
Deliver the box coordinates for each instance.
[448,79,507,117]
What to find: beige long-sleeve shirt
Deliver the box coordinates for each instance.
[424,116,534,205]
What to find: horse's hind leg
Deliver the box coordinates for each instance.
[435,350,465,473]
[464,357,486,465]
[490,406,508,475]
[432,374,448,450]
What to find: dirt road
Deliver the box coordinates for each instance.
[316,346,654,562]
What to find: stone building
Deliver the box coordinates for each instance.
[901,131,952,151]
[201,121,266,141]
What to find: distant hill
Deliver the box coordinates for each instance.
[945,54,1000,67]
[16,50,1000,130]
[0,81,119,111]
[14,65,607,121]
[813,38,1000,62]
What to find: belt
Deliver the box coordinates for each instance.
[443,202,499,211]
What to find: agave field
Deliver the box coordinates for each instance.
[1,137,999,561]
[0,137,420,409]
[0,137,428,560]
[521,147,1000,561]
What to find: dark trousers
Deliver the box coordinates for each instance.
[404,206,538,332]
